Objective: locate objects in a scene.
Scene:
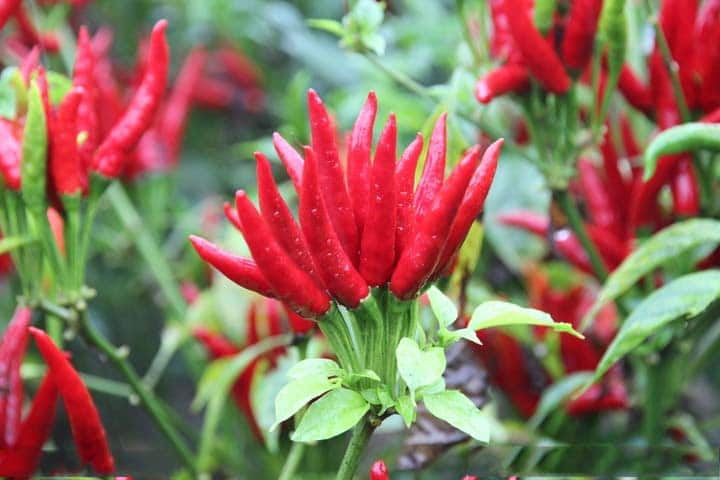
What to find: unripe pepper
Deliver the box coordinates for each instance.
[20,79,48,214]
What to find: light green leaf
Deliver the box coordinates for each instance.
[395,395,415,427]
[344,369,381,386]
[0,235,35,255]
[396,337,446,398]
[427,286,458,328]
[0,67,18,118]
[583,270,720,392]
[271,374,340,431]
[424,390,490,443]
[291,388,369,442]
[438,327,481,347]
[582,219,720,329]
[307,18,345,37]
[287,358,341,380]
[527,372,594,429]
[469,301,583,339]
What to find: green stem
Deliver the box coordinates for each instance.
[455,0,483,66]
[278,441,305,480]
[554,189,609,281]
[79,311,197,474]
[364,54,434,100]
[335,416,377,480]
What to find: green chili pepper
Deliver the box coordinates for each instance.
[644,123,720,179]
[20,79,47,214]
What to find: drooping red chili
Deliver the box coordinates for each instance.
[235,190,331,316]
[50,88,83,197]
[561,0,603,72]
[191,76,235,109]
[255,151,324,288]
[29,327,115,474]
[475,65,530,104]
[359,114,397,286]
[307,89,359,263]
[189,235,276,299]
[394,134,423,260]
[346,91,377,234]
[0,307,32,449]
[391,146,481,300]
[93,20,169,178]
[299,147,369,308]
[501,0,571,94]
[272,132,304,191]
[413,113,447,221]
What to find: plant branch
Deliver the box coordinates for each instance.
[278,440,305,480]
[336,415,377,480]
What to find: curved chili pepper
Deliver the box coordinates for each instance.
[0,372,58,478]
[370,460,390,480]
[347,91,377,234]
[50,88,83,197]
[670,157,699,216]
[391,146,481,300]
[0,307,32,449]
[475,65,530,103]
[395,134,423,259]
[189,235,276,299]
[255,151,323,288]
[235,190,331,316]
[413,113,447,222]
[0,120,21,190]
[93,20,169,178]
[620,115,641,157]
[299,147,368,308]
[359,114,397,286]
[501,0,570,94]
[13,6,60,53]
[73,26,99,186]
[29,327,115,474]
[617,65,653,114]
[272,132,304,192]
[434,140,502,276]
[307,89,359,263]
[561,0,603,72]
[577,158,620,235]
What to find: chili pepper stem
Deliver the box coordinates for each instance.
[278,439,305,480]
[335,415,377,480]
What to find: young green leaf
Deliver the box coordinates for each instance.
[272,374,340,431]
[287,358,342,380]
[427,286,459,328]
[438,327,481,347]
[582,219,720,330]
[395,395,415,427]
[423,390,490,443]
[396,337,446,398]
[291,388,370,442]
[469,301,583,338]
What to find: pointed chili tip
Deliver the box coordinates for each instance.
[366,90,378,107]
[152,19,168,35]
[222,202,243,230]
[475,80,492,103]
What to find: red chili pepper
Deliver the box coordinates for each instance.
[0,120,21,190]
[0,307,32,449]
[474,65,530,103]
[391,145,481,300]
[394,134,423,259]
[501,0,570,94]
[307,89,359,264]
[620,115,641,158]
[0,0,21,30]
[434,140,502,276]
[577,158,620,235]
[283,304,315,335]
[93,20,169,178]
[370,460,390,480]
[235,190,332,315]
[701,106,720,123]
[13,6,60,53]
[617,65,653,114]
[413,113,447,222]
[222,202,243,231]
[29,327,114,473]
[359,114,397,286]
[19,46,40,83]
[193,327,240,358]
[0,372,59,478]
[599,128,632,231]
[659,0,699,108]
[299,147,369,308]
[694,0,720,111]
[272,132,304,192]
[497,209,549,236]
[50,88,83,197]
[346,91,378,234]
[73,26,99,187]
[670,157,699,216]
[216,47,262,89]
[255,151,324,288]
[191,76,235,109]
[189,235,276,299]
[561,0,603,72]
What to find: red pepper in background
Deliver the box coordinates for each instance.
[0,307,31,449]
[561,0,603,72]
[191,76,235,109]
[12,5,60,53]
[577,158,620,236]
[370,460,390,480]
[617,65,653,114]
[346,92,378,234]
[474,65,530,104]
[670,157,699,216]
[0,0,22,30]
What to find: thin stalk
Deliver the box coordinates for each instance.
[336,416,377,480]
[79,310,197,474]
[364,54,434,100]
[455,0,483,66]
[278,441,305,480]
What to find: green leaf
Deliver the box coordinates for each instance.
[583,270,720,392]
[0,235,35,255]
[396,337,446,399]
[46,71,72,106]
[469,301,583,339]
[438,326,481,347]
[395,395,415,427]
[271,374,339,431]
[291,388,369,442]
[344,369,381,387]
[287,358,341,380]
[582,219,720,329]
[307,18,345,37]
[423,390,490,443]
[427,286,458,328]
[527,372,594,429]
[644,123,720,179]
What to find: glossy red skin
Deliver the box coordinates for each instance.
[189,235,275,299]
[236,191,331,316]
[561,0,603,72]
[299,148,368,308]
[412,113,447,224]
[255,152,324,288]
[359,114,397,286]
[272,132,304,191]
[346,92,377,234]
[369,460,390,480]
[50,89,83,196]
[307,90,359,264]
[73,26,99,187]
[30,327,114,473]
[93,20,169,178]
[394,134,423,259]
[475,65,530,103]
[0,307,32,449]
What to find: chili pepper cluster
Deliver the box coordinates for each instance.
[0,308,113,477]
[191,90,502,317]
